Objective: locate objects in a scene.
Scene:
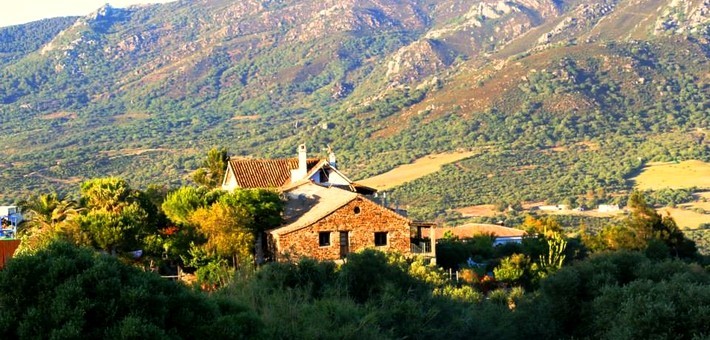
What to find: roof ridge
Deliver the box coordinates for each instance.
[228,157,321,162]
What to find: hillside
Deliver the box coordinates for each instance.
[0,0,708,218]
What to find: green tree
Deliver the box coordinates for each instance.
[161,186,210,226]
[218,189,283,233]
[78,178,153,255]
[192,147,229,189]
[584,192,697,258]
[80,177,132,212]
[626,191,697,258]
[528,251,710,339]
[0,242,262,339]
[494,253,530,286]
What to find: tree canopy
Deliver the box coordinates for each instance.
[0,242,262,339]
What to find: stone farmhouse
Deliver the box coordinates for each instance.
[221,144,433,261]
[272,182,413,261]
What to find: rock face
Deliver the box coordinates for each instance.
[386,39,454,84]
[655,0,710,34]
[7,0,708,99]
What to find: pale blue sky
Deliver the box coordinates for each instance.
[0,0,176,27]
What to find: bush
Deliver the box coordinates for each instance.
[339,249,419,303]
[0,242,261,339]
[531,251,710,339]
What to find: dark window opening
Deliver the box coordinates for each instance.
[319,169,329,183]
[319,232,331,247]
[374,232,388,246]
[340,231,349,258]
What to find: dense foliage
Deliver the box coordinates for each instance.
[0,1,708,334]
[0,242,261,339]
[3,242,707,339]
[17,177,283,285]
[218,250,710,339]
[4,176,709,338]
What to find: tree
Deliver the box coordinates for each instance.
[79,203,148,255]
[161,186,211,226]
[493,253,532,286]
[583,192,697,258]
[192,147,229,189]
[19,193,62,222]
[218,189,283,233]
[80,177,132,212]
[626,191,697,258]
[0,242,262,339]
[17,193,83,254]
[520,215,563,236]
[190,202,254,268]
[78,178,153,255]
[530,251,710,339]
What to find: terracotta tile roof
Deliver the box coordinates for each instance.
[227,157,320,188]
[434,223,526,240]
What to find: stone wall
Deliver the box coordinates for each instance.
[272,197,411,261]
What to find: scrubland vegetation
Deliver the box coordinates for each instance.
[2,175,708,339]
[0,1,708,336]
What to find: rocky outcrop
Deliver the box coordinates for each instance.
[655,0,710,35]
[386,39,455,84]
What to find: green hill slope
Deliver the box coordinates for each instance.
[0,0,707,218]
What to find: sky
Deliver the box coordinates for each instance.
[0,0,176,28]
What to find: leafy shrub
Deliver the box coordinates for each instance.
[0,242,261,339]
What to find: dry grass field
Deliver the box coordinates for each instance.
[231,115,260,121]
[456,204,498,217]
[100,148,172,158]
[657,206,710,230]
[633,160,710,190]
[41,111,77,120]
[663,191,710,229]
[359,151,478,190]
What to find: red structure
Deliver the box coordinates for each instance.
[0,240,20,269]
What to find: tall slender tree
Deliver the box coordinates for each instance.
[192,147,229,189]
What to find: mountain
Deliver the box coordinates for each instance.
[0,0,708,218]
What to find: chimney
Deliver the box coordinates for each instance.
[291,144,308,183]
[328,150,337,168]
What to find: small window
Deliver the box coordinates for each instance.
[319,232,331,247]
[374,232,388,246]
[354,206,361,214]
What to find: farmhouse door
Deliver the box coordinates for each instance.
[339,231,350,258]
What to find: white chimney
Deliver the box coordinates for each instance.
[291,144,308,182]
[328,150,337,168]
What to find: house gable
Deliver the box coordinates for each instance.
[269,183,411,261]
